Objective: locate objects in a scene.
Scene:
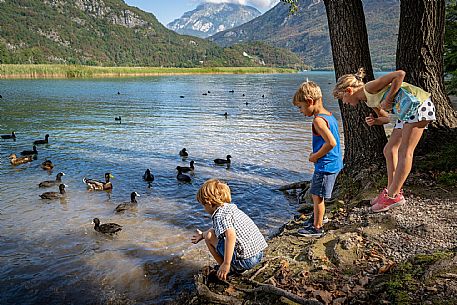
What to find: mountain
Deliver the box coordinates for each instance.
[0,0,303,68]
[167,3,261,39]
[209,0,400,70]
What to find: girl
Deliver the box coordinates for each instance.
[333,69,436,212]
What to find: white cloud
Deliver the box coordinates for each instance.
[202,0,279,10]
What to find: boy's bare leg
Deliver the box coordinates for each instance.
[312,194,325,229]
[204,229,224,265]
[388,120,428,197]
[383,128,402,188]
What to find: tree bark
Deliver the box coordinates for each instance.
[323,0,388,171]
[397,0,457,129]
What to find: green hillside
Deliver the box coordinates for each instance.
[0,0,304,68]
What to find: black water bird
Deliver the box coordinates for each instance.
[20,145,38,156]
[39,183,66,199]
[214,155,232,165]
[143,168,154,183]
[33,134,49,145]
[242,94,245,97]
[208,91,211,93]
[262,94,265,98]
[114,192,140,213]
[229,90,234,93]
[224,112,228,118]
[117,91,121,95]
[179,95,185,98]
[202,93,208,96]
[1,131,16,140]
[245,101,249,105]
[176,160,194,173]
[39,172,65,187]
[92,218,122,235]
[0,94,2,98]
[177,168,191,182]
[179,148,188,157]
[115,116,122,123]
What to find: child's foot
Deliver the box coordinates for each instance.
[297,226,325,238]
[372,193,405,213]
[303,214,329,228]
[370,188,387,206]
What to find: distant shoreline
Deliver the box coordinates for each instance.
[0,64,297,79]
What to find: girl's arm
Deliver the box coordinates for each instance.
[217,228,236,280]
[309,117,337,163]
[365,107,390,126]
[364,70,406,111]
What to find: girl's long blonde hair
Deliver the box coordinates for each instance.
[332,68,366,99]
[196,179,231,207]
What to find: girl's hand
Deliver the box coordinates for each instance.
[217,262,231,280]
[191,229,204,244]
[380,97,394,112]
[309,152,318,163]
[365,113,376,126]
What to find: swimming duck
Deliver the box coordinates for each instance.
[41,160,54,170]
[1,131,16,140]
[176,160,194,173]
[82,173,113,191]
[9,153,33,166]
[92,218,122,235]
[33,134,49,145]
[214,155,232,165]
[115,116,122,123]
[179,148,188,157]
[39,183,66,199]
[39,172,65,187]
[177,168,191,182]
[224,112,228,118]
[20,145,38,156]
[114,192,140,213]
[202,93,208,96]
[143,169,154,182]
[179,95,185,98]
[229,90,234,93]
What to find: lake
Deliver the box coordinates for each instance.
[0,72,341,304]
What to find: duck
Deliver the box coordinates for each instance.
[20,145,38,156]
[179,95,185,98]
[202,93,208,96]
[39,172,65,187]
[9,153,33,166]
[229,90,234,93]
[39,183,66,199]
[41,160,54,170]
[214,155,232,165]
[177,168,191,182]
[82,173,113,191]
[115,116,122,123]
[92,218,122,235]
[179,148,188,157]
[114,192,140,213]
[224,112,228,118]
[143,168,154,183]
[1,131,16,140]
[176,160,194,173]
[33,134,49,145]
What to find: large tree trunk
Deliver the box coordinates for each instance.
[323,0,387,172]
[397,0,457,129]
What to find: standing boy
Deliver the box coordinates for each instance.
[191,179,267,280]
[293,80,343,237]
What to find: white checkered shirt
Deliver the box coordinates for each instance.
[211,203,267,259]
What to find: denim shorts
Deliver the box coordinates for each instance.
[310,171,339,199]
[216,239,263,272]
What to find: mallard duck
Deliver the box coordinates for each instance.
[179,148,188,157]
[143,169,154,182]
[214,155,232,165]
[1,131,16,140]
[41,160,54,170]
[9,153,33,166]
[114,192,140,213]
[33,134,49,145]
[39,183,66,199]
[20,145,38,156]
[177,168,191,182]
[177,160,194,173]
[92,218,122,235]
[83,173,113,190]
[39,172,65,187]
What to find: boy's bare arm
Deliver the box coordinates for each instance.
[217,228,236,280]
[191,229,204,244]
[309,117,336,163]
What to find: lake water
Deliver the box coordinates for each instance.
[0,72,342,304]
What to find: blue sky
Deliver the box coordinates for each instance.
[124,0,279,25]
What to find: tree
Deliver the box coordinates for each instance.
[396,0,457,129]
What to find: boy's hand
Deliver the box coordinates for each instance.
[365,113,376,126]
[191,229,204,244]
[217,262,231,280]
[309,152,318,163]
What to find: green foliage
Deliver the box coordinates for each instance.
[445,1,457,94]
[279,0,299,14]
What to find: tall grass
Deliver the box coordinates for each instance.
[0,64,297,79]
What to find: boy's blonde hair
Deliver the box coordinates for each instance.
[332,67,366,99]
[196,179,231,207]
[293,80,322,106]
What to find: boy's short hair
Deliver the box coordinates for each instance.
[293,80,322,106]
[196,179,231,207]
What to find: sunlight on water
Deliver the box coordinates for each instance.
[0,72,342,304]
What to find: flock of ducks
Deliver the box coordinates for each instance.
[2,131,233,235]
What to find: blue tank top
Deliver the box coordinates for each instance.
[312,113,343,173]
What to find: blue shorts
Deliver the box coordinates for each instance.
[310,171,339,199]
[216,239,263,273]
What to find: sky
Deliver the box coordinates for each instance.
[124,0,279,25]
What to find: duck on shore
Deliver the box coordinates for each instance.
[39,183,66,199]
[83,173,113,191]
[115,192,140,213]
[9,153,34,166]
[39,172,65,187]
[33,134,49,145]
[92,218,122,235]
